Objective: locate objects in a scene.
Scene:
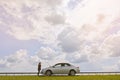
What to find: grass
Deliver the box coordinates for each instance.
[0,75,120,80]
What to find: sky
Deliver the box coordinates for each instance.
[0,0,120,72]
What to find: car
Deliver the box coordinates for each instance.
[41,63,80,76]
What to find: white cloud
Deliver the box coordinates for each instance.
[5,49,28,67]
[29,55,40,65]
[0,49,32,71]
[66,52,88,63]
[101,33,120,57]
[58,27,82,53]
[67,0,120,29]
[37,47,57,60]
[0,48,53,71]
[0,0,67,45]
[0,59,6,68]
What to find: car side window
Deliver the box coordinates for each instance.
[61,64,65,67]
[65,64,71,67]
[54,64,61,68]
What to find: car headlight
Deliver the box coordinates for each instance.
[41,69,44,74]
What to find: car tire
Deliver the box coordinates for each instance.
[45,70,52,76]
[69,70,76,76]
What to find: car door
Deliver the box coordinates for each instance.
[52,64,62,74]
[61,63,71,74]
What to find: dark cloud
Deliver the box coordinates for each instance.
[66,53,88,63]
[58,27,82,53]
[45,0,63,7]
[45,13,66,25]
[37,47,57,60]
[0,59,7,68]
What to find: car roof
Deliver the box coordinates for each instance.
[55,63,71,65]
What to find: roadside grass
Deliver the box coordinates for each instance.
[0,75,120,80]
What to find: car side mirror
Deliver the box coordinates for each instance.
[52,66,55,68]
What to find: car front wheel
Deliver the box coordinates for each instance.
[45,70,52,76]
[69,70,76,76]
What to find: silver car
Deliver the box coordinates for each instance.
[41,63,80,76]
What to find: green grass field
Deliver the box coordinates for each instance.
[0,75,120,80]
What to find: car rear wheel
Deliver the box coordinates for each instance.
[69,70,76,76]
[45,70,52,76]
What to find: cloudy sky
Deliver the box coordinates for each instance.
[0,0,120,72]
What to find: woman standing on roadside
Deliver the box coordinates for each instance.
[37,62,41,76]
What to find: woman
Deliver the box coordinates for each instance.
[37,62,41,76]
